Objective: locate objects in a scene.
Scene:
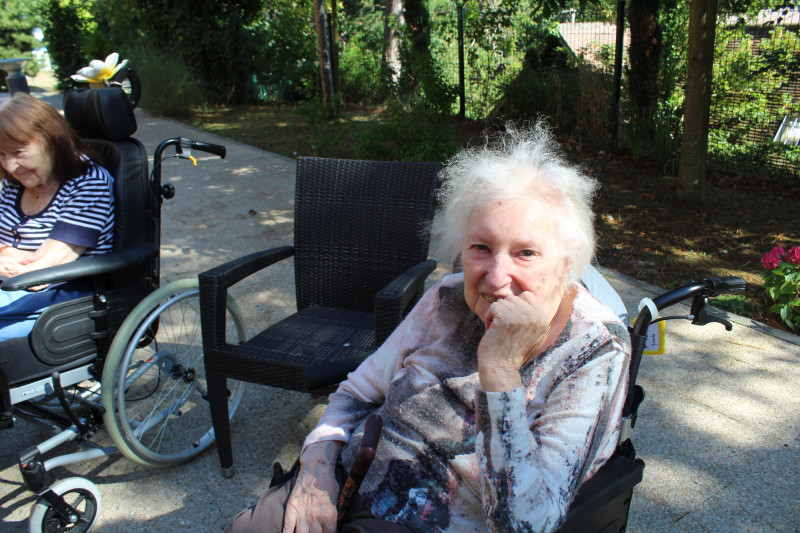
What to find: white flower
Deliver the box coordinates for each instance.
[71,53,129,85]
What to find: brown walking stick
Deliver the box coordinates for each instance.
[336,413,383,530]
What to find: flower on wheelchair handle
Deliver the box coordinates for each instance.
[71,53,129,87]
[760,245,800,331]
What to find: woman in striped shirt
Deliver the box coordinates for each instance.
[0,94,114,342]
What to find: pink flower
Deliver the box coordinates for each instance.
[787,246,800,265]
[762,247,785,269]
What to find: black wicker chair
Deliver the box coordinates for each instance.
[199,156,441,476]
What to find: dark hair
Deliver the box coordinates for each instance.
[0,94,94,186]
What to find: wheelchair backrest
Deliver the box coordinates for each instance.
[63,87,156,286]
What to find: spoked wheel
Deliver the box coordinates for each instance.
[101,279,247,468]
[29,477,101,533]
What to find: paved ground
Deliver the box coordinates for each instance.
[1,89,799,532]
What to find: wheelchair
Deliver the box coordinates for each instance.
[264,273,746,533]
[0,84,246,532]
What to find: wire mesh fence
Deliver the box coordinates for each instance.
[425,3,799,178]
[428,7,624,146]
[711,8,800,178]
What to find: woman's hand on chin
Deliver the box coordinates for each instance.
[477,291,552,392]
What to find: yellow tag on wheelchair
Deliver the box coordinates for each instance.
[631,317,666,355]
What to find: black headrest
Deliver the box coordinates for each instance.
[63,87,137,141]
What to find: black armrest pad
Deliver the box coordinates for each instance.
[1,243,158,291]
[198,246,294,350]
[374,259,437,345]
[302,355,368,392]
[198,246,295,291]
[566,455,644,517]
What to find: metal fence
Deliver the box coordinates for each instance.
[711,9,800,178]
[427,3,799,178]
[430,7,624,146]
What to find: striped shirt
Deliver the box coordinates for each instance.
[0,161,114,256]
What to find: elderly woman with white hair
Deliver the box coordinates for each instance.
[227,123,631,533]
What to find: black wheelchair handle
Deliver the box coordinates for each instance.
[634,276,746,331]
[704,276,746,297]
[624,276,745,419]
[190,140,226,159]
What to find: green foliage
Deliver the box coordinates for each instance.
[712,294,758,316]
[623,103,681,174]
[355,102,457,162]
[428,0,527,119]
[85,0,270,105]
[761,246,800,331]
[260,1,317,101]
[41,0,92,91]
[657,0,689,106]
[128,44,204,117]
[292,100,351,156]
[499,64,615,146]
[0,0,44,91]
[708,22,799,177]
[82,0,142,60]
[339,9,388,104]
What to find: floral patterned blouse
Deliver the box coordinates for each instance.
[304,273,631,532]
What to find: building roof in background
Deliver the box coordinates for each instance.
[721,8,800,29]
[558,22,630,69]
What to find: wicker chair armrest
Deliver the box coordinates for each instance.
[1,242,159,291]
[198,246,295,350]
[374,258,437,345]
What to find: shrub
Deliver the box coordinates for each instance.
[128,45,204,118]
[259,1,317,101]
[356,101,456,162]
[339,12,388,105]
[761,245,800,331]
[292,100,352,156]
[41,0,89,90]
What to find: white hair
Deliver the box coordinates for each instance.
[430,121,599,288]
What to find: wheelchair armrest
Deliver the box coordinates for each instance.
[374,258,437,345]
[1,243,159,291]
[198,246,295,349]
[554,455,644,533]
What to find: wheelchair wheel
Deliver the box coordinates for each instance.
[101,279,247,468]
[29,477,101,533]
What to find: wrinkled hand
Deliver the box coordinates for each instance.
[1,247,34,261]
[283,468,338,533]
[477,291,551,392]
[283,441,342,533]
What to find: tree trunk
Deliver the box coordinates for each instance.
[312,0,334,116]
[677,0,718,201]
[330,0,341,112]
[627,0,662,113]
[383,0,404,87]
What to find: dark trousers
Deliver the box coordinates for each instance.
[225,462,413,533]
